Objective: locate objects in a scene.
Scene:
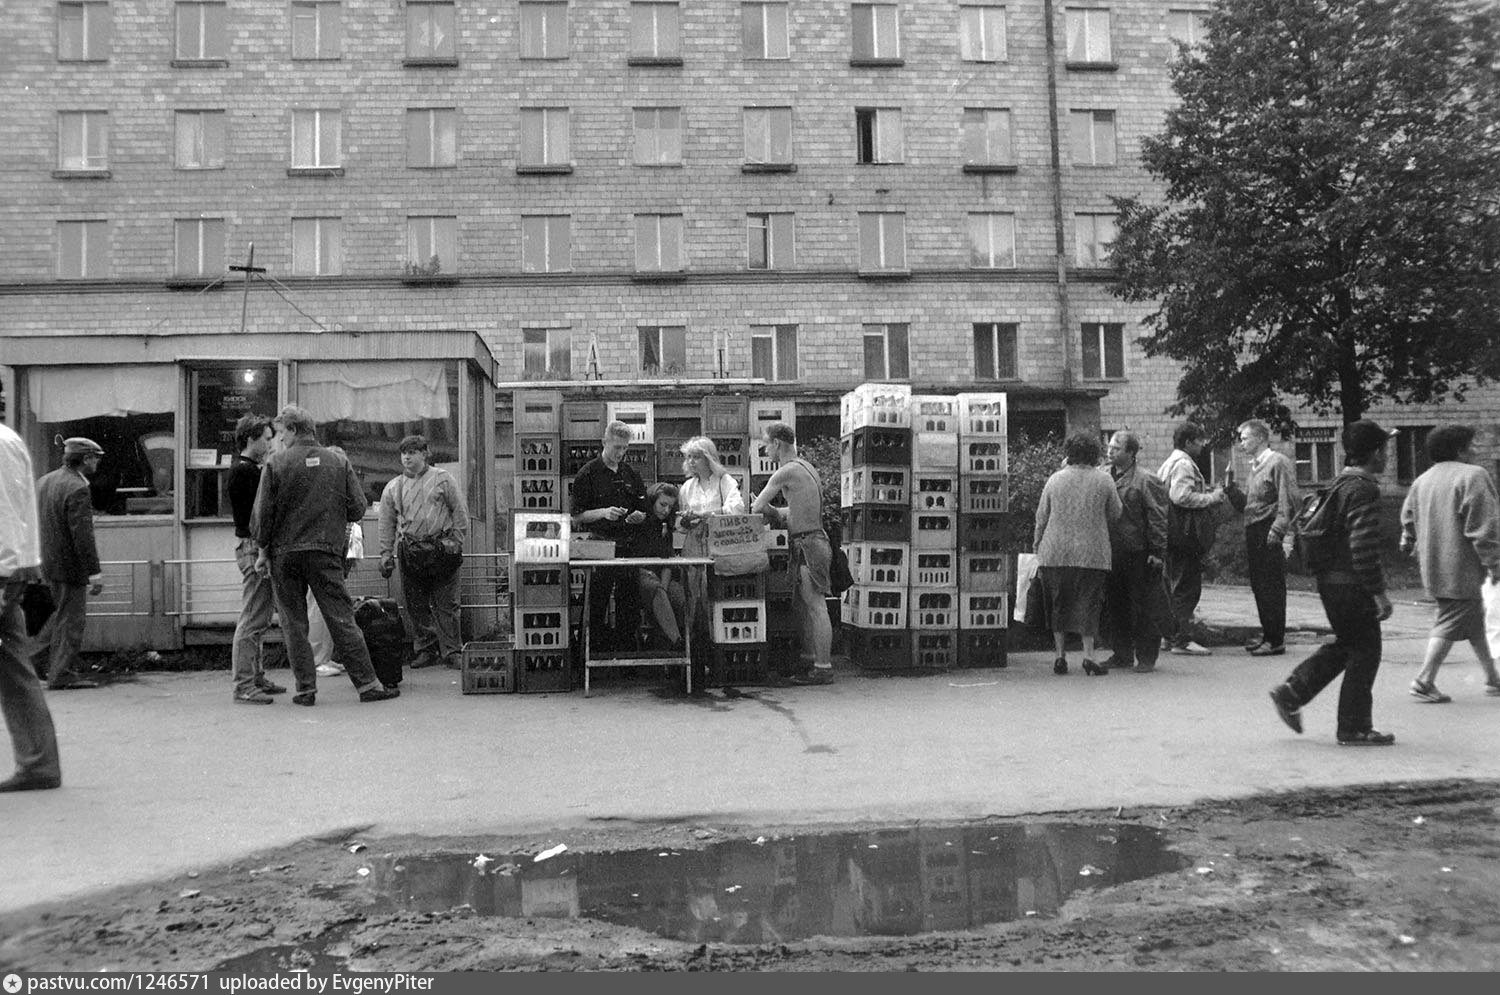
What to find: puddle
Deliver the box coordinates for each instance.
[366,823,1187,944]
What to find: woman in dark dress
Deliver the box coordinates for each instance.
[625,482,686,650]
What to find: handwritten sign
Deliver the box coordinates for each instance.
[706,514,767,557]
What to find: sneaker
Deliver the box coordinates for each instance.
[1169,641,1212,656]
[1269,685,1303,734]
[1131,662,1158,674]
[359,686,400,703]
[1337,729,1396,746]
[1409,679,1452,704]
[788,672,833,686]
[315,663,345,678]
[255,678,287,695]
[234,691,275,705]
[292,692,316,707]
[1248,643,1286,657]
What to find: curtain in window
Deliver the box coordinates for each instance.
[28,365,176,421]
[297,361,449,423]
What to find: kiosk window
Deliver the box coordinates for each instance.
[185,364,278,519]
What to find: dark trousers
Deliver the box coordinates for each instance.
[31,581,88,687]
[587,565,641,652]
[270,550,381,695]
[1,587,61,783]
[1164,545,1204,643]
[1245,518,1287,646]
[1284,582,1382,735]
[1105,552,1162,667]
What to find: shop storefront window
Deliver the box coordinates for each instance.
[185,364,279,519]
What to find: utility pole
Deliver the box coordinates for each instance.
[228,243,266,336]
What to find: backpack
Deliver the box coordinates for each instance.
[1287,476,1349,574]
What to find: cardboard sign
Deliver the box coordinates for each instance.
[705,514,767,557]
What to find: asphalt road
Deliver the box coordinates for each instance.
[3,585,1497,915]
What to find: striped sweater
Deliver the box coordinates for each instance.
[378,466,469,558]
[1314,467,1386,596]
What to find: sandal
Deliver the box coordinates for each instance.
[1081,659,1108,677]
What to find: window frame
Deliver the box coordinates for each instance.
[1074,211,1118,268]
[743,106,793,167]
[967,212,1017,269]
[290,216,344,277]
[1079,321,1126,380]
[854,107,903,164]
[58,1,111,62]
[958,4,1007,62]
[742,1,789,60]
[518,106,572,171]
[174,1,228,62]
[57,219,109,280]
[1167,9,1208,50]
[57,110,108,172]
[289,108,342,171]
[1395,425,1435,485]
[406,107,458,168]
[405,215,458,276]
[857,212,907,272]
[519,0,569,59]
[749,323,799,381]
[1064,6,1113,66]
[174,109,227,170]
[851,2,901,63]
[291,0,342,60]
[633,213,685,273]
[520,214,572,273]
[973,321,1018,381]
[746,212,794,271]
[861,322,910,380]
[1069,108,1117,166]
[405,0,457,64]
[174,217,226,278]
[522,326,573,378]
[633,106,683,166]
[629,1,682,62]
[638,324,688,375]
[1294,437,1338,485]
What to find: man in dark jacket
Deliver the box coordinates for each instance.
[1270,420,1397,746]
[31,437,105,691]
[570,421,648,652]
[251,405,397,707]
[1102,430,1169,673]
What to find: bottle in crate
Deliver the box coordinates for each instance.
[711,599,767,643]
[956,392,1008,437]
[709,642,770,687]
[514,434,561,475]
[910,588,959,630]
[512,513,571,563]
[517,648,573,692]
[709,435,747,468]
[708,569,767,603]
[514,607,569,648]
[959,629,1009,669]
[564,441,604,476]
[961,438,1008,475]
[957,513,1010,555]
[840,466,910,508]
[840,585,907,629]
[911,510,957,549]
[960,593,1010,630]
[842,506,912,544]
[911,550,956,588]
[515,564,569,606]
[841,426,913,469]
[847,542,910,587]
[960,475,1009,514]
[515,475,560,511]
[845,627,912,671]
[461,640,518,693]
[912,630,960,670]
[912,474,958,512]
[961,553,1010,592]
[840,383,912,434]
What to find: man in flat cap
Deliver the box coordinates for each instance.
[31,437,105,691]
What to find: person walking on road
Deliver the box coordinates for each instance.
[1033,432,1122,676]
[228,413,287,704]
[378,435,468,670]
[251,405,398,707]
[1398,425,1500,703]
[0,423,63,791]
[1101,430,1169,674]
[31,437,106,691]
[1269,420,1397,746]
[1236,419,1300,657]
[1158,422,1231,656]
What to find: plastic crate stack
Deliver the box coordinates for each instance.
[747,400,797,671]
[606,400,658,485]
[956,392,1010,668]
[908,394,963,670]
[510,512,573,692]
[702,395,752,500]
[513,390,563,514]
[838,383,915,670]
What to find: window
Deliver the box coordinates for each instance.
[750,324,799,381]
[406,215,457,276]
[742,2,789,59]
[58,111,108,170]
[862,323,910,379]
[522,327,572,378]
[959,5,1006,61]
[521,215,571,272]
[407,0,456,62]
[855,107,903,163]
[630,2,680,61]
[175,110,226,169]
[175,1,227,60]
[639,325,688,375]
[747,212,793,270]
[974,322,1018,380]
[851,3,900,61]
[1074,212,1117,267]
[967,213,1016,268]
[962,108,1014,166]
[519,107,571,168]
[175,218,226,277]
[1395,425,1434,484]
[633,107,682,165]
[407,108,457,167]
[291,217,344,276]
[743,106,793,165]
[181,364,280,519]
[634,214,684,272]
[291,1,341,59]
[858,212,906,271]
[519,1,568,58]
[291,109,341,169]
[1080,322,1125,379]
[59,2,111,61]
[57,220,108,279]
[1065,7,1111,64]
[1069,109,1116,165]
[1294,433,1337,484]
[1167,9,1207,49]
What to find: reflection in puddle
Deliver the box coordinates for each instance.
[367,824,1186,944]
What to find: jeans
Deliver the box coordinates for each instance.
[32,581,88,688]
[587,565,641,653]
[1105,551,1163,667]
[1284,582,1383,735]
[231,539,276,696]
[0,585,61,783]
[1245,518,1288,646]
[398,559,463,666]
[269,550,381,696]
[1164,546,1204,644]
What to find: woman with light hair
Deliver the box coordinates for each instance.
[675,436,746,636]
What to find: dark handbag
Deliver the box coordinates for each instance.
[21,582,56,638]
[1166,503,1219,555]
[398,532,464,581]
[1023,570,1050,632]
[830,545,854,596]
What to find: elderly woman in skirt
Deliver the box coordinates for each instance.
[1034,431,1122,675]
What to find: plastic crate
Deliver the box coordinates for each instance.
[840,427,913,470]
[514,475,561,511]
[711,599,767,644]
[619,444,657,482]
[910,588,960,630]
[957,392,1008,437]
[848,541,910,587]
[514,608,569,649]
[708,435,747,469]
[912,630,960,670]
[512,513,570,563]
[561,401,606,441]
[957,513,1010,555]
[514,565,569,606]
[959,629,1009,668]
[845,628,913,671]
[911,550,957,588]
[708,570,767,602]
[749,399,796,434]
[563,441,604,476]
[765,595,797,633]
[912,432,959,471]
[514,434,561,475]
[842,506,912,544]
[701,396,750,435]
[840,466,910,508]
[461,639,517,694]
[708,643,771,687]
[605,400,654,443]
[912,474,959,512]
[961,553,1010,593]
[762,528,789,551]
[960,475,1009,514]
[765,550,793,595]
[911,511,958,549]
[960,593,1010,630]
[961,439,1008,475]
[656,437,690,479]
[751,440,779,477]
[840,383,912,434]
[513,390,564,434]
[908,394,959,433]
[516,649,573,693]
[840,585,907,629]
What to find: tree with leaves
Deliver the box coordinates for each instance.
[1110,0,1500,436]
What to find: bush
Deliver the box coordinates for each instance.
[1005,431,1067,553]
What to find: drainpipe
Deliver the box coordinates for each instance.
[1043,0,1074,393]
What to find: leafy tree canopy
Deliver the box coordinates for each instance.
[1110,0,1500,437]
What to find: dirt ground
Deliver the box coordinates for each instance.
[3,779,1497,972]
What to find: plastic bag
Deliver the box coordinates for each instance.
[1485,578,1500,661]
[1013,553,1039,624]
